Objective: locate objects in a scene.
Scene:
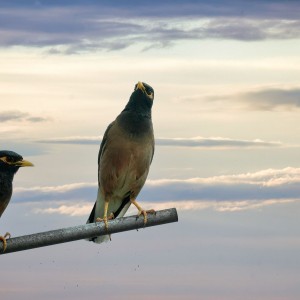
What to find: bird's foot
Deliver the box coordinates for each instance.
[96,212,114,226]
[131,199,156,226]
[137,209,156,226]
[0,232,11,252]
[96,216,109,231]
[108,212,115,220]
[96,216,113,241]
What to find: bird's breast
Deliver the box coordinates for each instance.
[0,174,13,217]
[99,129,153,199]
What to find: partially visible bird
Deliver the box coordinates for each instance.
[87,81,155,243]
[0,150,33,251]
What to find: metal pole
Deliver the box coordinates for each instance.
[0,208,178,255]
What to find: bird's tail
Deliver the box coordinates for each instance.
[86,190,110,243]
[86,191,131,244]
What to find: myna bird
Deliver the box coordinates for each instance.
[87,82,155,243]
[0,150,33,251]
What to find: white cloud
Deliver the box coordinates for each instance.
[146,167,300,187]
[12,167,300,217]
[34,203,92,217]
[33,199,296,217]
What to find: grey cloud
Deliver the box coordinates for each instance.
[0,111,28,122]
[156,137,281,148]
[37,136,100,145]
[203,87,300,111]
[239,88,300,111]
[12,167,300,205]
[0,110,49,123]
[0,4,300,52]
[202,19,300,41]
[26,116,49,122]
[2,1,300,20]
[37,136,282,149]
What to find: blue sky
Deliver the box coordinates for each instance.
[1,1,300,299]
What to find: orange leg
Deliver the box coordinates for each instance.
[96,201,110,230]
[95,201,113,240]
[130,199,156,225]
[0,232,11,252]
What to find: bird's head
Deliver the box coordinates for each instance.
[124,82,154,116]
[134,82,154,101]
[0,150,34,174]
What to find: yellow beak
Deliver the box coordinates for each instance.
[15,159,34,167]
[136,81,147,93]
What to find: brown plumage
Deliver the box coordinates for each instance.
[87,82,155,243]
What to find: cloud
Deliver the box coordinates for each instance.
[156,137,282,148]
[37,136,100,145]
[0,111,28,122]
[238,88,300,111]
[1,1,300,20]
[34,199,295,217]
[37,136,283,149]
[14,182,97,203]
[198,87,300,112]
[34,203,92,217]
[0,2,300,52]
[12,167,300,216]
[0,110,49,123]
[202,19,300,41]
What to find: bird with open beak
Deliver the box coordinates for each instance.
[87,82,155,243]
[0,150,33,251]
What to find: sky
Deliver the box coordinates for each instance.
[1,0,300,299]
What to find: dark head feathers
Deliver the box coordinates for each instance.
[0,150,23,162]
[0,150,33,174]
[123,82,154,117]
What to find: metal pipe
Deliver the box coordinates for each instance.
[0,208,178,254]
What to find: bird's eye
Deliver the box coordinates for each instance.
[146,89,154,99]
[5,157,14,163]
[144,87,151,95]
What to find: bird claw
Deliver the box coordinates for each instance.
[147,209,156,215]
[96,217,109,231]
[108,213,115,220]
[95,216,112,241]
[136,209,156,226]
[0,232,11,252]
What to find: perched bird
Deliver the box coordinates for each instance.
[0,150,33,251]
[87,81,155,243]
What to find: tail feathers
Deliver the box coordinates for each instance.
[90,234,110,244]
[87,201,96,224]
[86,201,110,243]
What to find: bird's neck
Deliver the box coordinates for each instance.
[117,111,153,137]
[0,171,14,190]
[122,107,151,119]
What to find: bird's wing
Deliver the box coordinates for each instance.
[97,121,115,185]
[150,134,155,164]
[87,122,114,224]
